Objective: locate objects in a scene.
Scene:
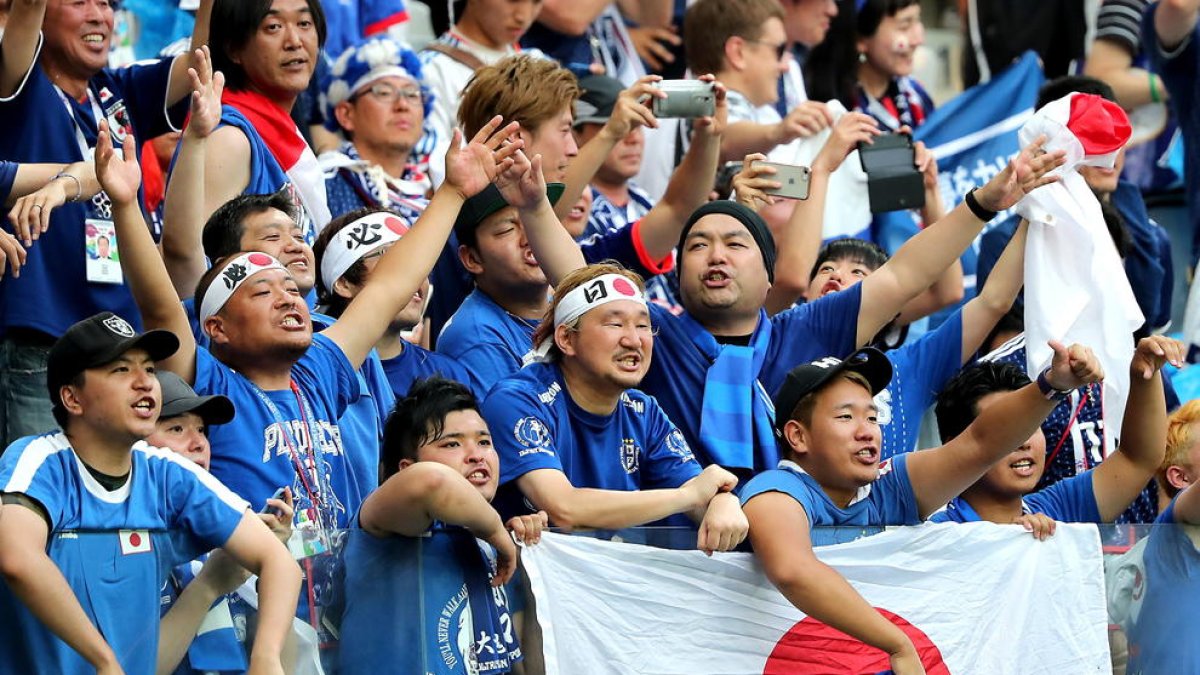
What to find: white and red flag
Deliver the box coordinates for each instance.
[523,524,1110,674]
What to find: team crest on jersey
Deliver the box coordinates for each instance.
[104,99,132,144]
[664,429,694,462]
[103,314,136,337]
[514,417,551,450]
[620,438,640,474]
[119,529,152,555]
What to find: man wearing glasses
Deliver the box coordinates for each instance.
[321,35,436,221]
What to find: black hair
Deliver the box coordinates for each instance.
[981,304,1025,356]
[202,191,298,262]
[381,378,481,482]
[209,0,328,92]
[805,0,920,108]
[1035,75,1116,110]
[809,238,890,283]
[312,206,394,318]
[935,361,1031,442]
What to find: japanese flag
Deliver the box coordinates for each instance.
[119,529,152,555]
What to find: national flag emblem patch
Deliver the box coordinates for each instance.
[119,529,152,555]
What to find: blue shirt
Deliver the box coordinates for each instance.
[381,343,487,400]
[928,471,1101,523]
[584,186,680,311]
[321,0,409,60]
[0,54,182,337]
[0,434,247,675]
[641,283,863,470]
[1127,497,1200,675]
[437,289,539,393]
[879,310,963,458]
[481,362,701,522]
[195,333,364,528]
[740,456,921,539]
[338,522,521,675]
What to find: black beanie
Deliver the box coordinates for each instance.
[677,201,776,283]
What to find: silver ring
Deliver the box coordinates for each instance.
[31,205,43,211]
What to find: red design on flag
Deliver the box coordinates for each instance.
[119,529,153,555]
[384,216,409,235]
[1065,94,1131,156]
[764,609,949,674]
[613,278,637,296]
[247,252,275,266]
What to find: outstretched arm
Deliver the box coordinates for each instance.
[359,462,518,586]
[165,0,213,107]
[906,341,1105,518]
[97,122,198,383]
[162,47,224,299]
[500,151,587,286]
[720,101,834,163]
[744,493,925,674]
[324,118,522,368]
[0,502,121,673]
[0,0,47,98]
[958,219,1027,363]
[634,76,726,260]
[556,75,664,222]
[855,137,1064,347]
[893,144,963,326]
[1090,336,1182,521]
[7,161,99,245]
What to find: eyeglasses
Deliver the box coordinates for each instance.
[743,38,789,62]
[352,83,423,106]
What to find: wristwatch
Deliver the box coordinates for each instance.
[1036,369,1071,401]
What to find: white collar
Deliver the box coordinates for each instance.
[778,459,873,507]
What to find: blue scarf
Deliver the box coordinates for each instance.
[681,309,777,473]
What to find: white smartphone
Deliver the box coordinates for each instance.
[751,161,811,200]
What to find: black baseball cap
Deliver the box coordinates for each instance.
[158,371,235,426]
[573,74,624,127]
[453,182,566,245]
[773,348,893,438]
[47,312,180,404]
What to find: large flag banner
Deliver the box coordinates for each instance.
[523,524,1110,674]
[913,51,1044,299]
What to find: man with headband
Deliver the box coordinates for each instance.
[520,138,1066,476]
[313,206,485,399]
[481,263,748,553]
[101,113,521,532]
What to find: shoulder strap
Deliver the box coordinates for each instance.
[423,42,487,72]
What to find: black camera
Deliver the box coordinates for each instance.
[857,133,925,213]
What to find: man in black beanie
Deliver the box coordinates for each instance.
[520,136,1068,477]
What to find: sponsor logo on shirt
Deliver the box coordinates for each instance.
[620,438,640,474]
[537,382,561,405]
[620,393,644,414]
[119,529,152,555]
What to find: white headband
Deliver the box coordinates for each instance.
[320,212,410,292]
[199,253,288,324]
[528,274,647,363]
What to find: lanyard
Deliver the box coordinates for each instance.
[248,378,332,530]
[54,84,106,160]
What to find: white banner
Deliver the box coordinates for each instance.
[523,523,1111,674]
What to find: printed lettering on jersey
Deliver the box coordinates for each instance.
[538,382,562,405]
[873,388,894,426]
[620,438,640,474]
[620,393,645,414]
[665,429,695,463]
[119,529,152,555]
[514,416,552,452]
[261,419,344,463]
[435,583,478,673]
[103,314,136,337]
[477,545,522,670]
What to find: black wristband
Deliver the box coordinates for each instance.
[964,188,998,222]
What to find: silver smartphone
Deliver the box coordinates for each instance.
[751,161,812,200]
[651,80,717,118]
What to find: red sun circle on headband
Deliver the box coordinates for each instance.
[247,252,275,267]
[613,278,637,297]
[763,609,949,674]
[384,216,409,235]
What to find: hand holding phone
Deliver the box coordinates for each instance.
[750,160,811,200]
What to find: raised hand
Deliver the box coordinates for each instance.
[812,111,881,174]
[1014,512,1057,541]
[258,487,294,545]
[774,100,835,145]
[1130,335,1185,380]
[184,45,225,140]
[601,75,663,141]
[506,510,549,546]
[494,149,547,210]
[731,153,781,211]
[628,25,681,72]
[443,116,522,200]
[94,120,142,208]
[975,135,1067,213]
[1044,340,1105,392]
[692,74,729,138]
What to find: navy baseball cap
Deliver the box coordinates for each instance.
[772,348,892,437]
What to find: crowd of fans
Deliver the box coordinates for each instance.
[1,0,1200,673]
